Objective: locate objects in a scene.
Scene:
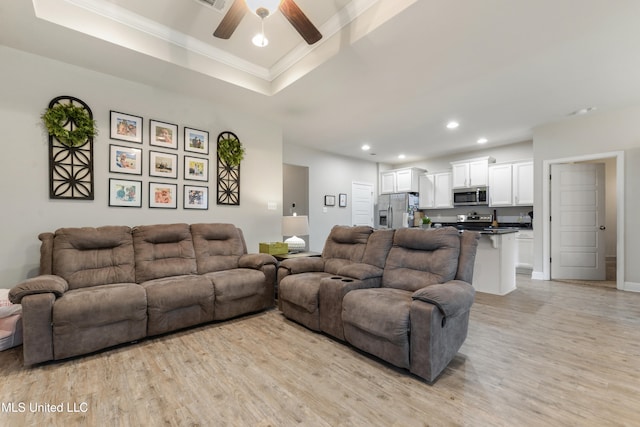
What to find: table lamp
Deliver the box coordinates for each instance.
[282,214,309,253]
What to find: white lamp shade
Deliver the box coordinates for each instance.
[245,0,282,15]
[282,215,309,237]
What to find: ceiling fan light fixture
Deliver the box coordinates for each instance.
[252,33,269,47]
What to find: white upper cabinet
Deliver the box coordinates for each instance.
[433,172,453,208]
[451,157,494,188]
[513,161,534,206]
[380,168,425,194]
[489,163,513,206]
[418,174,435,208]
[488,160,534,207]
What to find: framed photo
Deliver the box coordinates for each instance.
[149,182,177,209]
[109,144,142,175]
[184,185,208,210]
[150,120,178,150]
[184,155,209,181]
[149,151,177,179]
[324,195,336,206]
[110,111,143,143]
[109,178,142,207]
[339,193,347,207]
[184,127,209,155]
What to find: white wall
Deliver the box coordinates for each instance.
[283,144,378,252]
[0,46,283,284]
[533,105,640,288]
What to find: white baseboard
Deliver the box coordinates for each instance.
[623,281,640,292]
[531,271,545,280]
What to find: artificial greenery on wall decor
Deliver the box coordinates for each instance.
[45,96,95,200]
[216,131,242,205]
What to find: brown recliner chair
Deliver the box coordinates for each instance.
[341,227,480,383]
[277,226,394,339]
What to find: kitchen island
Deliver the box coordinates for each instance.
[470,229,519,295]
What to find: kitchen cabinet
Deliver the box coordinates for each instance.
[489,163,513,206]
[380,167,425,194]
[419,172,452,209]
[451,157,494,188]
[488,160,533,207]
[513,161,534,206]
[516,230,534,273]
[473,231,518,295]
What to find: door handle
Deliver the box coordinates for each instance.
[599,226,606,230]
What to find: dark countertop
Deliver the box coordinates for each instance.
[478,228,520,235]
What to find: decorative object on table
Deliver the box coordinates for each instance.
[259,242,289,256]
[421,216,432,229]
[149,119,178,150]
[149,150,177,179]
[108,178,142,207]
[184,127,209,155]
[339,193,347,207]
[43,96,96,200]
[216,131,243,205]
[324,195,335,206]
[109,144,142,175]
[184,155,209,181]
[282,214,309,253]
[149,182,177,209]
[110,111,143,143]
[184,185,208,210]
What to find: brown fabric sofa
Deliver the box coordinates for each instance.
[8,223,276,365]
[277,226,394,339]
[279,226,479,383]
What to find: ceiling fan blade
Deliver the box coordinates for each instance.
[279,0,322,45]
[213,0,247,39]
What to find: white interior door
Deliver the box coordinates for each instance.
[351,182,374,226]
[551,163,606,280]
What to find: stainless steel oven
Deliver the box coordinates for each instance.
[453,186,489,206]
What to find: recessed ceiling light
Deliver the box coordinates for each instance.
[477,137,488,144]
[446,121,459,129]
[361,144,370,151]
[569,106,597,116]
[398,154,406,159]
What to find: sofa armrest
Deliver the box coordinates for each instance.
[9,275,68,304]
[279,257,325,274]
[238,253,277,270]
[412,280,475,325]
[337,263,383,281]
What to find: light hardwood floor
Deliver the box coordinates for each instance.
[1,276,639,426]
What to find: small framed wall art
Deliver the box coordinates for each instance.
[108,178,142,207]
[150,120,178,150]
[184,185,208,210]
[149,151,177,179]
[109,144,142,175]
[324,195,336,206]
[184,156,209,181]
[110,111,143,143]
[339,193,347,207]
[184,127,209,155]
[149,182,177,209]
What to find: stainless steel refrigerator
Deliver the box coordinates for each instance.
[377,192,420,229]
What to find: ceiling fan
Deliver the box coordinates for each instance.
[213,0,322,45]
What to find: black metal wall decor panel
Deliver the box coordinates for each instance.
[47,96,95,200]
[216,131,241,206]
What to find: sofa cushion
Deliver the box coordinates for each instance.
[133,224,197,283]
[321,225,373,264]
[191,223,245,273]
[141,274,214,336]
[52,226,135,290]
[52,283,147,358]
[279,272,331,313]
[382,228,460,292]
[204,269,266,302]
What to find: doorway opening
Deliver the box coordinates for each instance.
[542,151,625,290]
[283,164,309,250]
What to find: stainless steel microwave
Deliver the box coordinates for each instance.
[453,186,489,206]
